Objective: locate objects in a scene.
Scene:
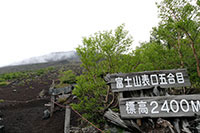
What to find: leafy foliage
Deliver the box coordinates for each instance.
[134,42,180,71]
[155,0,200,77]
[59,70,76,84]
[0,67,56,86]
[72,24,136,124]
[0,81,10,87]
[56,70,77,88]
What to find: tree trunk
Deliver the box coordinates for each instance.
[181,30,200,77]
[190,41,200,77]
[177,32,184,68]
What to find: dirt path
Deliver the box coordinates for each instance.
[0,69,82,133]
[0,99,65,133]
[0,77,65,132]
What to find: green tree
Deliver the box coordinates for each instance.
[134,42,180,71]
[156,0,200,76]
[72,24,135,124]
[150,23,185,68]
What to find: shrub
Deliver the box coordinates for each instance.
[59,70,76,85]
[0,81,9,87]
[0,99,4,103]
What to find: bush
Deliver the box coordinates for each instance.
[56,70,76,88]
[59,70,76,84]
[0,99,4,103]
[0,78,4,82]
[0,81,9,87]
[0,71,28,81]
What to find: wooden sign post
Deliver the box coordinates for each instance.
[64,105,71,133]
[49,86,72,117]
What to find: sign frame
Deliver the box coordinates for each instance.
[119,94,200,119]
[105,69,191,92]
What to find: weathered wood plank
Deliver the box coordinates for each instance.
[104,109,143,132]
[119,94,200,119]
[50,95,55,117]
[105,69,191,92]
[64,106,71,133]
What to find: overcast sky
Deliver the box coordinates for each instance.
[0,0,160,67]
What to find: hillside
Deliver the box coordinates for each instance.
[11,51,79,66]
[0,59,82,133]
[0,60,81,74]
[0,51,80,74]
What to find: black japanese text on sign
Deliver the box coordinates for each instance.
[105,69,191,92]
[119,95,200,119]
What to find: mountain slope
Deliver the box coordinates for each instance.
[11,51,79,66]
[0,51,80,74]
